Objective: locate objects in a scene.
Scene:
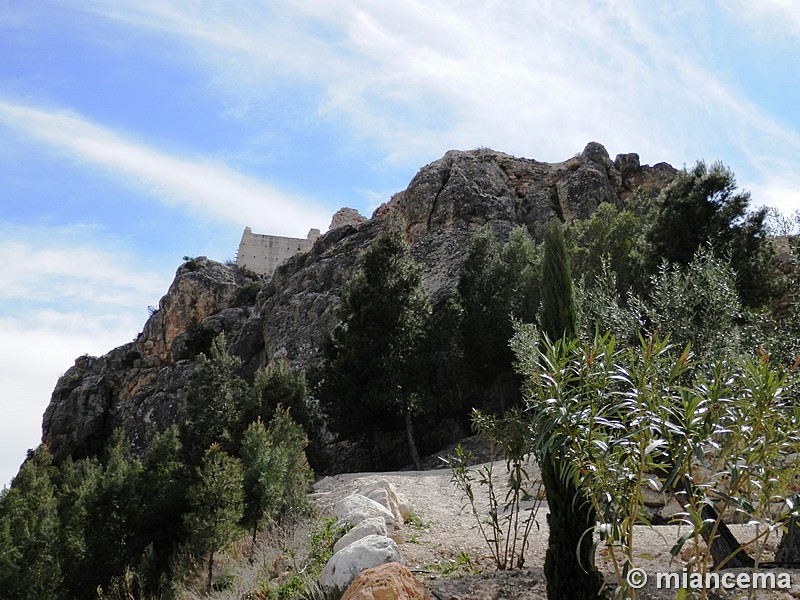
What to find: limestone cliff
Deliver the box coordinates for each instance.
[41,143,678,463]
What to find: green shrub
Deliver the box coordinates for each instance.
[235,280,262,307]
[183,319,216,358]
[443,407,542,571]
[513,327,800,600]
[266,518,346,600]
[182,256,199,271]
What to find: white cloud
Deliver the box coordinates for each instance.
[0,224,171,488]
[66,0,800,180]
[720,0,800,39]
[0,237,163,308]
[0,314,144,490]
[0,101,331,237]
[747,179,800,217]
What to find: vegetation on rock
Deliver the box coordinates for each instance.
[2,146,799,598]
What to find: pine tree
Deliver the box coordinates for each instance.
[133,425,188,587]
[53,455,102,596]
[0,446,62,600]
[646,161,778,306]
[265,407,313,519]
[82,430,141,591]
[539,220,603,599]
[248,361,324,468]
[240,420,279,549]
[240,410,312,553]
[184,444,244,593]
[320,219,431,469]
[458,226,541,412]
[182,333,250,463]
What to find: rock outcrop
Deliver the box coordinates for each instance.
[40,143,678,464]
[330,207,368,231]
[42,257,263,460]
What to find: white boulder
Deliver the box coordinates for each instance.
[334,517,387,553]
[334,493,400,529]
[320,534,402,592]
[357,480,411,523]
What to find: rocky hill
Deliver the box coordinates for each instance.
[41,143,678,466]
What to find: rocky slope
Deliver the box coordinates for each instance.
[41,143,678,464]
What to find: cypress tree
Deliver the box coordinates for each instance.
[540,221,577,343]
[539,220,603,599]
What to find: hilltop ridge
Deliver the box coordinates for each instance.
[41,142,678,467]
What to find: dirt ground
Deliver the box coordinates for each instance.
[311,454,800,600]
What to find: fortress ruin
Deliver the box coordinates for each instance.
[235,227,321,276]
[236,207,367,276]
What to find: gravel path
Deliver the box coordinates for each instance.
[312,461,800,599]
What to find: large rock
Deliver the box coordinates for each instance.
[42,258,263,460]
[334,517,388,553]
[320,535,402,593]
[330,207,367,230]
[341,562,431,600]
[334,494,401,530]
[38,144,679,467]
[357,480,411,523]
[140,257,241,366]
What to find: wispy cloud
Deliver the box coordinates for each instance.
[0,223,172,487]
[721,0,800,38]
[66,0,800,184]
[0,227,163,308]
[0,101,331,236]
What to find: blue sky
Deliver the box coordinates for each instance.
[1,0,799,487]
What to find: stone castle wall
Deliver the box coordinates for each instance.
[236,208,367,277]
[236,227,321,276]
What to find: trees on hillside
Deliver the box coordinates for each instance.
[4,154,793,597]
[457,226,540,412]
[320,219,431,470]
[646,161,777,306]
[0,334,315,597]
[184,444,244,594]
[0,447,61,600]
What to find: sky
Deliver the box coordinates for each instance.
[1,0,799,488]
